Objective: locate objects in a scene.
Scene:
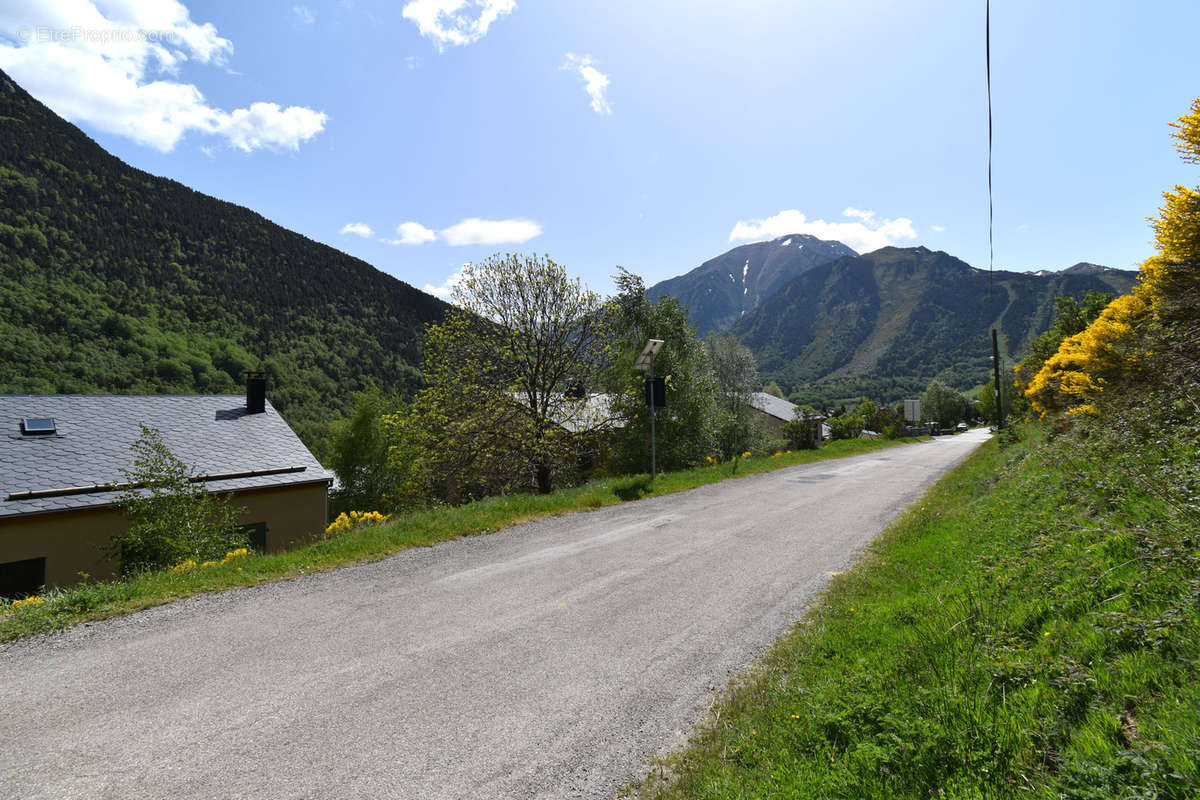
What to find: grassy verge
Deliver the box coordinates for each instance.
[629,426,1199,799]
[1,436,921,643]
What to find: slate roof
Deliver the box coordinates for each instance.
[0,395,333,519]
[554,393,621,434]
[507,392,623,434]
[746,391,798,422]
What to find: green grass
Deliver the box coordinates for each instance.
[628,425,1200,799]
[1,436,918,643]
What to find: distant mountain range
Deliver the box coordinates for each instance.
[646,235,856,337]
[0,69,448,455]
[653,240,1137,401]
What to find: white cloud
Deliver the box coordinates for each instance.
[931,224,946,233]
[729,208,918,253]
[562,53,611,115]
[401,0,516,51]
[440,218,541,246]
[340,222,374,237]
[218,102,327,152]
[0,0,327,153]
[423,266,467,299]
[404,55,422,70]
[386,221,438,245]
[293,5,315,24]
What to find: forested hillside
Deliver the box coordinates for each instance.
[0,70,447,455]
[729,246,1136,402]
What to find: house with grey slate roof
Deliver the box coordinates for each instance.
[0,379,334,597]
[745,391,828,442]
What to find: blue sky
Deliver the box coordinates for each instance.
[2,1,1198,298]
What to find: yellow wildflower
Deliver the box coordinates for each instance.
[325,510,392,537]
[221,548,249,564]
[7,595,46,612]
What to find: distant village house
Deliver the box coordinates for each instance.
[745,392,829,442]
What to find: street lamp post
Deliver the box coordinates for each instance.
[633,338,665,476]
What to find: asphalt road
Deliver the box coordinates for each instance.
[1,430,989,799]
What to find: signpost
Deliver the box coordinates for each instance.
[633,339,665,476]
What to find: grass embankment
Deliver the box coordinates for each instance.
[1,436,917,643]
[631,426,1200,799]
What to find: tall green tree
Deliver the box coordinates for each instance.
[706,333,760,459]
[328,388,400,513]
[388,253,607,502]
[921,380,967,428]
[604,269,719,472]
[977,375,1015,424]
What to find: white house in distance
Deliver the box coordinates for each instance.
[0,378,334,597]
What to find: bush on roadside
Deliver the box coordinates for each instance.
[110,425,247,575]
[325,510,391,537]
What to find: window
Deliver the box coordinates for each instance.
[1,557,46,600]
[238,522,268,553]
[20,418,56,436]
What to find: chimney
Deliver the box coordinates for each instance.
[245,371,267,414]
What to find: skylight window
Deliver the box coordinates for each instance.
[20,418,56,436]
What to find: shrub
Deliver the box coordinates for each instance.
[325,510,391,537]
[612,474,653,501]
[869,406,904,439]
[827,414,865,440]
[110,425,247,575]
[784,405,822,449]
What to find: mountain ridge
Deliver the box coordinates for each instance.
[0,69,448,455]
[645,234,857,337]
[728,246,1137,399]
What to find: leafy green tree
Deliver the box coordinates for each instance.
[706,333,760,459]
[328,388,400,513]
[977,375,1016,424]
[763,380,784,398]
[388,253,607,502]
[869,406,904,439]
[855,398,878,424]
[921,380,967,428]
[827,413,865,440]
[783,405,822,449]
[385,314,535,506]
[605,269,719,472]
[111,425,246,574]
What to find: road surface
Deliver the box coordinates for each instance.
[1,430,988,799]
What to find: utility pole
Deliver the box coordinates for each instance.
[992,328,1005,429]
[649,356,657,476]
[633,338,665,476]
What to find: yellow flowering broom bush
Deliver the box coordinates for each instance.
[325,510,391,537]
[1024,98,1200,418]
[167,548,249,574]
